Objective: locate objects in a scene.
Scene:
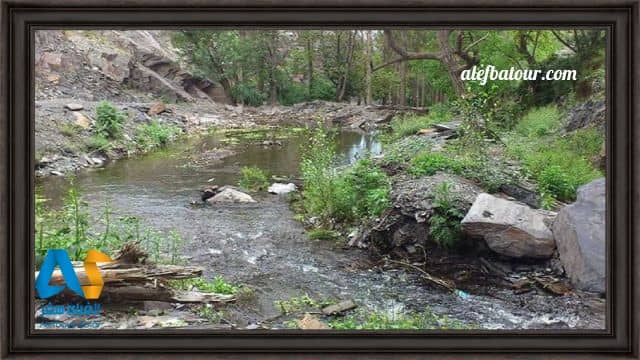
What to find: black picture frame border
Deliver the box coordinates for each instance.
[0,1,637,357]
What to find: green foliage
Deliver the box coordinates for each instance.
[170,276,239,295]
[515,105,562,137]
[274,294,335,315]
[60,123,83,137]
[238,166,270,192]
[135,121,182,151]
[428,182,465,249]
[307,228,340,241]
[85,134,111,152]
[230,82,267,106]
[328,308,469,330]
[36,184,188,266]
[95,101,126,139]
[344,159,391,218]
[300,126,352,222]
[409,152,464,177]
[506,108,603,204]
[198,304,225,323]
[388,104,452,140]
[300,127,390,225]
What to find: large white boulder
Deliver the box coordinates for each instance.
[268,182,297,195]
[552,178,605,293]
[461,193,555,258]
[206,187,256,204]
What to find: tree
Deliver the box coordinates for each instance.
[364,31,373,105]
[551,30,606,99]
[376,30,487,97]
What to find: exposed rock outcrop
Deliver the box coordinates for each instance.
[461,193,556,259]
[563,99,606,133]
[552,178,605,293]
[35,30,231,104]
[361,172,482,254]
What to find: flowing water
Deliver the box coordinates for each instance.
[36,128,605,330]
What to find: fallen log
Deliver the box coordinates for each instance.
[35,243,234,304]
[366,105,428,114]
[36,264,204,286]
[101,286,235,304]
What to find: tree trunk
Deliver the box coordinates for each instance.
[399,60,407,106]
[337,31,356,102]
[364,31,373,105]
[305,35,314,98]
[436,30,466,97]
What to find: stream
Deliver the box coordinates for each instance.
[36,128,605,330]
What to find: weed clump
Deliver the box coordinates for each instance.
[238,166,270,192]
[135,121,182,151]
[95,101,126,139]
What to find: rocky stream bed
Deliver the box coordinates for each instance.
[35,126,605,331]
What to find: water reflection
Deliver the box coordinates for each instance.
[37,129,382,207]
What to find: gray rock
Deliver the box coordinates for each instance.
[552,178,605,293]
[206,187,256,204]
[64,103,84,111]
[267,183,296,195]
[563,99,605,133]
[461,193,556,258]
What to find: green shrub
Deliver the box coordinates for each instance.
[95,101,126,139]
[343,159,391,218]
[515,105,562,137]
[35,183,89,263]
[135,121,182,151]
[300,126,353,222]
[428,182,465,249]
[238,166,270,192]
[506,116,603,204]
[85,134,111,152]
[300,128,390,225]
[36,185,189,267]
[409,152,463,177]
[231,82,267,106]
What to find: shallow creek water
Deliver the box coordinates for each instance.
[36,128,604,330]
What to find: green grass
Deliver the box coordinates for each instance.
[388,103,453,140]
[515,105,562,138]
[274,294,335,315]
[60,123,83,137]
[85,134,112,152]
[408,150,506,193]
[307,228,341,241]
[238,166,270,192]
[170,276,239,295]
[506,106,603,204]
[409,152,465,177]
[36,184,187,266]
[327,308,469,330]
[135,120,182,151]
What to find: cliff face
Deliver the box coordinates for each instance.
[35,30,231,104]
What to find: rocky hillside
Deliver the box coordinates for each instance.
[35,30,230,104]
